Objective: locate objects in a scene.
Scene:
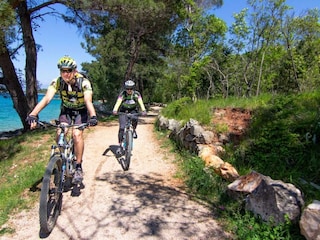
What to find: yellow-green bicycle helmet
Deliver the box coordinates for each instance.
[57,56,77,69]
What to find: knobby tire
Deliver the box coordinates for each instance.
[64,139,75,189]
[68,138,76,176]
[39,154,63,234]
[124,130,133,170]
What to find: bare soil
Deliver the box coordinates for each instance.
[0,107,235,240]
[211,108,252,144]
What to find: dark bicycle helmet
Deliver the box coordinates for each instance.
[124,79,135,89]
[57,56,77,69]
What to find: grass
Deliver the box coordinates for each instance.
[0,129,56,234]
[161,94,272,125]
[159,91,320,239]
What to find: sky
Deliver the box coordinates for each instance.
[12,0,319,87]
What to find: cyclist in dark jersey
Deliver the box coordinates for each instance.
[112,80,146,144]
[26,56,98,184]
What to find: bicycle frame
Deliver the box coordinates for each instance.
[52,124,76,179]
[119,112,139,145]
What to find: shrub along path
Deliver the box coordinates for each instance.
[1,107,233,240]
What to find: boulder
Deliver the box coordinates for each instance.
[199,145,239,181]
[214,162,239,182]
[228,171,262,194]
[168,118,182,132]
[299,200,320,240]
[245,174,304,224]
[227,171,262,200]
[199,145,224,169]
[201,131,215,144]
[228,172,304,224]
[157,115,169,130]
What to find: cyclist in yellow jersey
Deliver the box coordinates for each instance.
[113,80,146,145]
[26,56,98,184]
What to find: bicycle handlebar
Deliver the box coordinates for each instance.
[37,120,89,130]
[117,112,142,116]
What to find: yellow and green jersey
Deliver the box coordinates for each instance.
[48,73,92,110]
[113,90,146,112]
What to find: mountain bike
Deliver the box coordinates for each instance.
[116,112,141,171]
[37,120,89,234]
[109,112,140,171]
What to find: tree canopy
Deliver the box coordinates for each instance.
[1,0,320,129]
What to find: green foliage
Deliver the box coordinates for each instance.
[0,1,15,30]
[48,0,320,104]
[230,211,302,240]
[161,97,211,125]
[234,92,320,189]
[0,136,24,161]
[0,0,16,52]
[165,138,229,202]
[81,0,187,102]
[180,155,214,195]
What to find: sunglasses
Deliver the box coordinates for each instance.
[60,69,73,73]
[126,88,133,90]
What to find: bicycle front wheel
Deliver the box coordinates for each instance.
[39,154,63,234]
[66,138,75,178]
[124,130,133,170]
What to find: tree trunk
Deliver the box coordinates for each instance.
[256,51,265,96]
[124,34,141,82]
[18,0,38,110]
[0,37,29,130]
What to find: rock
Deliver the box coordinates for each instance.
[228,171,263,193]
[214,162,239,182]
[201,131,215,144]
[218,133,229,144]
[190,123,204,137]
[227,171,263,200]
[168,118,182,132]
[299,200,320,240]
[0,129,23,139]
[228,172,304,224]
[199,145,239,181]
[245,174,304,224]
[157,115,168,130]
[199,146,224,169]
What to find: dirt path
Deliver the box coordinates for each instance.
[1,108,232,240]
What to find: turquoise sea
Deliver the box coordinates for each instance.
[0,93,61,132]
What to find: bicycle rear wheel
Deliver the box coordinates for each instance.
[39,154,63,234]
[124,130,133,170]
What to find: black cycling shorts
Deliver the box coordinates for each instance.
[59,108,88,125]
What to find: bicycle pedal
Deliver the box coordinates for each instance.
[71,185,81,197]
